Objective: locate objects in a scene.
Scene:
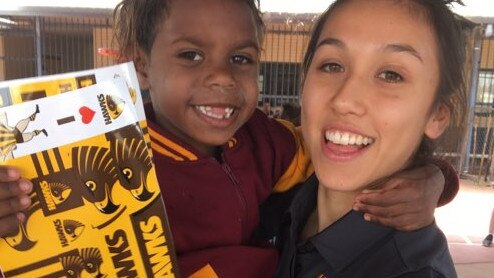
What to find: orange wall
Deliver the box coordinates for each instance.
[261,22,312,63]
[481,38,494,70]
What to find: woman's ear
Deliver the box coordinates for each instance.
[424,104,450,139]
[134,48,151,91]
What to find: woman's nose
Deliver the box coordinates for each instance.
[330,74,366,116]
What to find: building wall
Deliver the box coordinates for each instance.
[481,38,494,69]
[0,36,5,80]
[261,22,312,63]
[93,27,115,68]
[1,34,36,80]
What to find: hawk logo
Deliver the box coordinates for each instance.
[97,94,125,125]
[79,247,105,278]
[72,146,120,214]
[63,220,85,241]
[60,248,107,278]
[54,219,85,247]
[112,137,154,201]
[59,248,105,278]
[40,181,73,211]
[59,255,85,278]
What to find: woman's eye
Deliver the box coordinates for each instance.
[231,55,252,64]
[178,51,203,61]
[321,63,344,73]
[377,70,403,83]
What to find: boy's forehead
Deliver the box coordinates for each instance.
[167,0,254,17]
[162,0,260,45]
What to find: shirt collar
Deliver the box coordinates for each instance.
[311,210,394,272]
[287,175,395,272]
[285,175,318,239]
[144,103,239,161]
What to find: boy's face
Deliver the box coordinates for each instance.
[301,0,449,192]
[139,0,260,155]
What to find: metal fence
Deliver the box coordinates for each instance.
[0,14,113,79]
[1,12,494,181]
[464,31,494,182]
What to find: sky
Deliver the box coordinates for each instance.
[261,0,494,17]
[1,0,494,17]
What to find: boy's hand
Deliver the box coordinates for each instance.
[0,166,32,237]
[353,164,443,231]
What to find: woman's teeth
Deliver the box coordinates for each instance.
[325,131,374,146]
[196,106,234,120]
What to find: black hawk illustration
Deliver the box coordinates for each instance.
[72,146,120,214]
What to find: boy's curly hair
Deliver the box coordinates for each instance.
[113,0,264,61]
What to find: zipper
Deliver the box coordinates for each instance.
[221,161,249,242]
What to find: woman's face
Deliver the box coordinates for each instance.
[301,0,449,192]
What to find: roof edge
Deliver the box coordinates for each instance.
[0,6,113,17]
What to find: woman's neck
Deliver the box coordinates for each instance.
[302,185,358,239]
[318,186,357,229]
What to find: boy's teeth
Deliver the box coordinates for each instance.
[325,131,373,146]
[196,106,234,120]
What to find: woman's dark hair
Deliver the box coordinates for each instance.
[301,0,467,166]
[281,102,301,126]
[113,0,265,60]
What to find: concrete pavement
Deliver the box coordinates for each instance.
[435,179,494,278]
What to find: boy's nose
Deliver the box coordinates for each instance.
[204,62,236,90]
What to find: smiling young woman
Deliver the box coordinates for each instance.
[262,0,466,277]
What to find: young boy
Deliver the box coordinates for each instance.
[0,0,458,277]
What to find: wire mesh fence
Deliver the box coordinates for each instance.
[466,37,494,182]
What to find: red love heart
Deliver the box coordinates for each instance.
[79,106,95,124]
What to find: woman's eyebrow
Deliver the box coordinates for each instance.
[316,37,346,50]
[384,44,423,63]
[316,38,423,63]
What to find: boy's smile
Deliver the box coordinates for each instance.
[138,0,261,156]
[195,106,235,121]
[193,103,239,129]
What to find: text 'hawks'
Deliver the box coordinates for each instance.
[98,94,112,125]
[105,216,175,278]
[98,93,126,125]
[140,216,175,278]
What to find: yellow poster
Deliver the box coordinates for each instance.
[0,66,179,278]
